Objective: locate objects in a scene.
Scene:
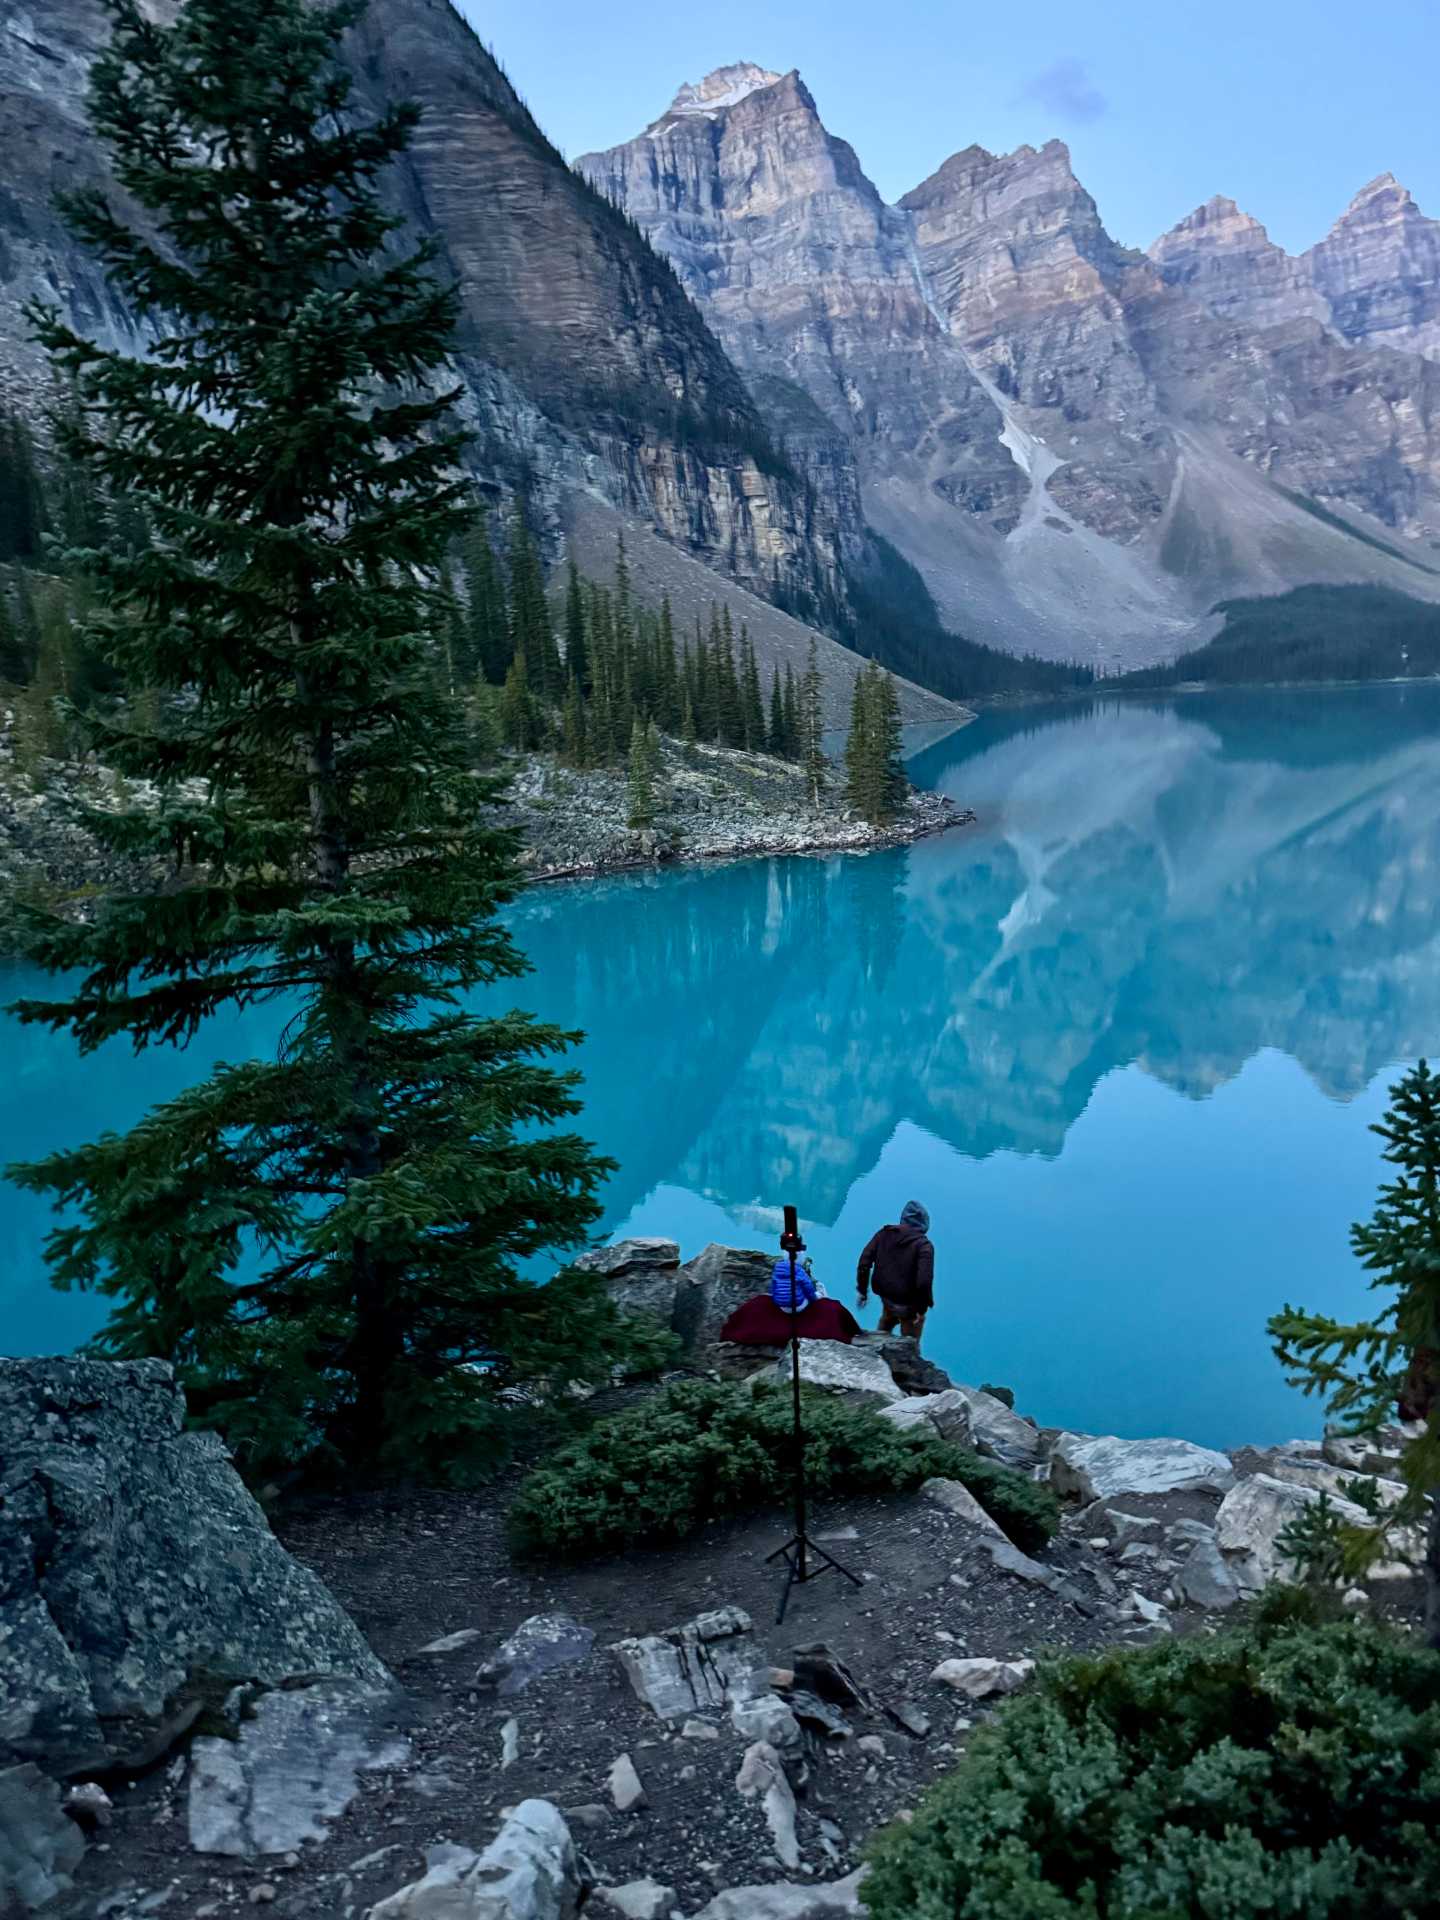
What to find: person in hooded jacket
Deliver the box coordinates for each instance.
[856,1200,934,1341]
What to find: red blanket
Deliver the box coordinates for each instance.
[720,1294,860,1346]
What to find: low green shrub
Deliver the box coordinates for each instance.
[507,1376,1059,1558]
[863,1594,1440,1920]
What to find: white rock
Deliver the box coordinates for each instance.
[610,1607,761,1721]
[0,1764,86,1912]
[1342,1586,1370,1610]
[501,1718,520,1771]
[1106,1510,1161,1547]
[730,1692,801,1749]
[775,1343,901,1406]
[592,1880,677,1920]
[1215,1473,1369,1592]
[1050,1433,1234,1501]
[877,1389,973,1446]
[681,1718,719,1740]
[187,1683,408,1857]
[608,1754,646,1813]
[735,1741,799,1870]
[416,1628,485,1655]
[369,1800,579,1919]
[950,1388,1043,1468]
[920,1478,1006,1538]
[1261,1454,1406,1509]
[928,1657,1034,1700]
[1123,1590,1169,1624]
[688,1871,867,1919]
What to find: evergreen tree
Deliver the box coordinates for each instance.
[560,673,587,768]
[844,665,875,818]
[626,716,660,829]
[695,616,716,743]
[501,649,536,750]
[740,626,765,752]
[875,668,907,821]
[1271,1060,1440,1647]
[800,636,827,806]
[6,0,635,1482]
[507,505,561,704]
[0,577,32,687]
[767,665,786,760]
[656,594,680,733]
[458,514,509,685]
[0,408,47,565]
[783,663,800,760]
[563,555,589,695]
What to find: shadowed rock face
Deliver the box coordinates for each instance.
[583,66,1440,668]
[0,1357,388,1776]
[0,0,848,615]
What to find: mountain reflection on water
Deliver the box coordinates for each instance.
[4,684,1440,1443]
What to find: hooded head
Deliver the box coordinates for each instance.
[900,1200,930,1234]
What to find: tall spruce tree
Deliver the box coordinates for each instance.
[767,665,786,759]
[563,555,589,695]
[875,667,907,821]
[800,636,827,806]
[844,665,875,818]
[457,513,508,685]
[7,0,641,1481]
[1271,1060,1440,1646]
[626,716,660,829]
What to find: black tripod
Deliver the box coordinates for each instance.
[766,1204,863,1624]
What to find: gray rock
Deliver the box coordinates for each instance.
[1176,1536,1242,1611]
[1106,1510,1162,1547]
[690,1875,867,1920]
[789,1645,871,1710]
[574,1239,682,1324]
[877,1388,973,1446]
[1214,1473,1372,1592]
[1260,1453,1406,1510]
[1165,1518,1218,1546]
[1049,1433,1235,1502]
[477,1615,595,1697]
[773,1342,902,1407]
[673,1244,777,1351]
[984,1539,1097,1615]
[870,1338,954,1395]
[885,1700,931,1739]
[187,1682,408,1857]
[610,1608,762,1722]
[929,1658,1034,1699]
[0,1358,386,1777]
[920,1477,1006,1538]
[950,1387,1043,1468]
[607,1754,646,1813]
[690,1873,866,1920]
[369,1800,580,1919]
[730,1692,801,1749]
[0,1763,86,1912]
[592,1882,676,1920]
[416,1628,485,1655]
[788,1690,854,1739]
[735,1741,799,1870]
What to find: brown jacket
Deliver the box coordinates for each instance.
[857,1223,934,1312]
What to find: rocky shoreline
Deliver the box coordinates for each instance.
[2,1235,1425,1920]
[0,725,972,946]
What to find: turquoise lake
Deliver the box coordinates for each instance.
[5,682,1440,1448]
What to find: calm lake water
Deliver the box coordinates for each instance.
[5,683,1440,1447]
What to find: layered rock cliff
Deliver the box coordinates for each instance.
[582,68,1440,669]
[0,2,853,621]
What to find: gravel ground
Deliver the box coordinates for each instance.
[55,1459,1239,1920]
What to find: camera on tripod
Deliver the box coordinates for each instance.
[780,1203,805,1258]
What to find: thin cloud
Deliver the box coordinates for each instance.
[1019,57,1107,124]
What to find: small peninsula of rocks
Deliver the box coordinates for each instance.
[2,1235,1425,1920]
[0,722,972,942]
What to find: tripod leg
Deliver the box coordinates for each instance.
[775,1545,800,1626]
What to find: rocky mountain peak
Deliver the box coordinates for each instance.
[1335,171,1413,224]
[1151,195,1269,249]
[662,62,784,120]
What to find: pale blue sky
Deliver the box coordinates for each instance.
[462,0,1438,254]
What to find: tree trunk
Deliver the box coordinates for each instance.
[1426,1490,1440,1652]
[300,680,398,1462]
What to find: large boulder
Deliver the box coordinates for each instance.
[0,1357,388,1778]
[1048,1432,1235,1501]
[950,1386,1043,1468]
[772,1342,902,1407]
[187,1682,408,1857]
[573,1238,681,1323]
[1214,1472,1370,1592]
[369,1800,580,1920]
[672,1244,777,1351]
[476,1614,595,1696]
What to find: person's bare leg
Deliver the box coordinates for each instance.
[878,1304,900,1336]
[901,1310,927,1345]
